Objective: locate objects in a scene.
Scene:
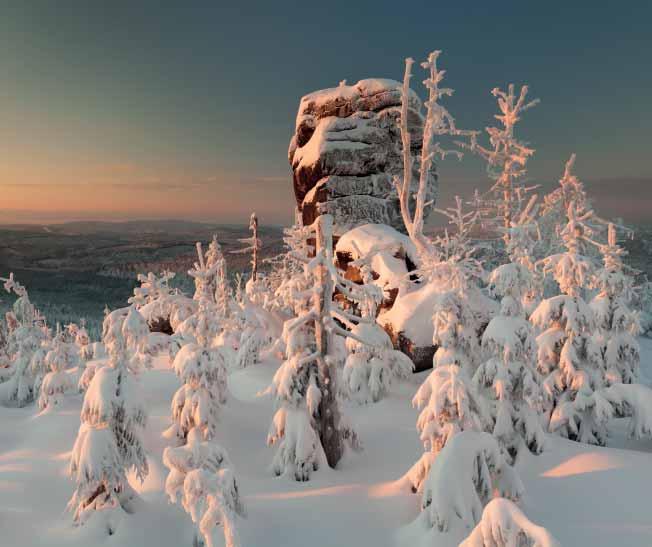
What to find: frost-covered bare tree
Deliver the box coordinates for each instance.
[231,212,261,282]
[463,84,539,246]
[394,51,474,258]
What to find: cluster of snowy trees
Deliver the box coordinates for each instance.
[2,48,652,547]
[389,49,652,545]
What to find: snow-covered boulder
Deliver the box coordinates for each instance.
[288,79,437,234]
[335,223,418,311]
[378,282,440,372]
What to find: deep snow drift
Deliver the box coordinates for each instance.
[1,338,652,547]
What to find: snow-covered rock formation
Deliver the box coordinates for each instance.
[288,79,436,234]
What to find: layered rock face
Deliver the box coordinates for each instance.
[288,79,437,235]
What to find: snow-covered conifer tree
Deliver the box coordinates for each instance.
[415,431,523,533]
[538,154,613,259]
[475,263,545,463]
[68,336,148,528]
[502,195,543,315]
[121,306,151,370]
[460,498,560,547]
[0,274,48,406]
[189,240,222,304]
[38,330,79,410]
[266,214,368,479]
[163,428,245,547]
[406,363,490,492]
[341,255,413,404]
[530,202,612,444]
[165,301,229,443]
[589,223,640,385]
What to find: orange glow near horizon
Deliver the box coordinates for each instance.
[0,160,293,224]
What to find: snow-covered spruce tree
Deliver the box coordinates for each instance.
[414,431,523,533]
[234,303,269,369]
[129,270,176,309]
[530,202,612,444]
[0,274,49,406]
[589,223,640,385]
[406,363,490,492]
[71,320,94,362]
[38,329,80,410]
[266,209,314,319]
[463,84,539,248]
[163,428,245,547]
[121,306,151,370]
[68,336,148,529]
[502,194,544,315]
[189,239,222,304]
[165,301,229,444]
[460,498,560,547]
[266,214,370,480]
[474,263,545,464]
[538,154,613,260]
[341,262,413,404]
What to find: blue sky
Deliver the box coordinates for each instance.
[0,1,650,224]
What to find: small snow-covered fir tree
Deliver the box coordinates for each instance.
[341,260,413,404]
[68,335,148,529]
[502,195,543,315]
[121,306,151,370]
[475,263,546,463]
[415,431,523,533]
[163,428,245,547]
[165,303,229,444]
[406,363,490,492]
[589,223,640,385]
[530,203,612,444]
[342,321,413,404]
[460,498,560,547]
[38,330,79,410]
[129,270,176,308]
[0,274,48,406]
[189,239,222,304]
[266,214,369,479]
[538,153,614,259]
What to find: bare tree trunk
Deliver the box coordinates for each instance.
[251,213,258,282]
[313,214,343,468]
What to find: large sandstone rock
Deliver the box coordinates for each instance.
[288,79,437,235]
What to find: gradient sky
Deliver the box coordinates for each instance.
[0,1,650,225]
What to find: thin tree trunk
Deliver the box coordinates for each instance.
[314,214,343,468]
[251,214,258,282]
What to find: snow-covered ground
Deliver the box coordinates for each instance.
[3,338,652,547]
